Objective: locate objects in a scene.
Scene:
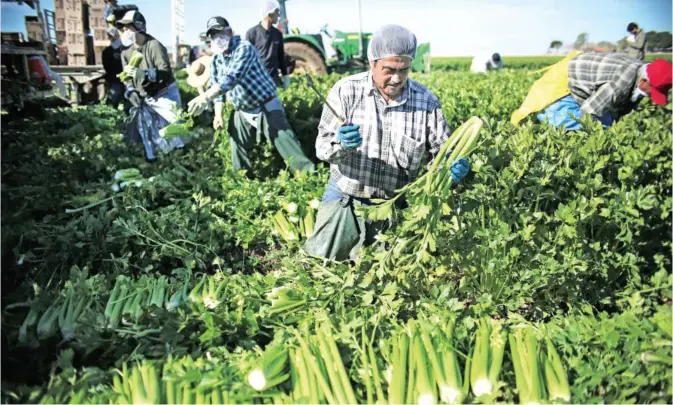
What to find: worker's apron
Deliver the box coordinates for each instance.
[511,51,583,125]
[125,82,185,160]
[303,179,403,262]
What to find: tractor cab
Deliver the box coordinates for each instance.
[278,0,431,77]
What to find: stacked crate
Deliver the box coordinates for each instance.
[54,0,85,65]
[88,0,107,65]
[25,16,43,42]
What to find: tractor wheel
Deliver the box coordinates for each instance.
[284,42,327,76]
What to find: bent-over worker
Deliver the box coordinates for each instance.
[187,16,314,174]
[470,52,503,74]
[534,53,671,130]
[118,10,185,161]
[303,25,470,261]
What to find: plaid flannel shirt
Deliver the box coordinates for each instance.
[568,53,644,118]
[210,36,277,112]
[316,71,450,199]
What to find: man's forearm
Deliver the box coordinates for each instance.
[316,135,353,163]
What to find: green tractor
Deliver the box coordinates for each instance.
[279,0,431,76]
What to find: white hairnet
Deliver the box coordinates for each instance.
[367,25,417,61]
[261,0,280,17]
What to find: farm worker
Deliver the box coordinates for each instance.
[246,0,290,88]
[187,16,315,174]
[104,0,117,22]
[303,25,470,261]
[102,27,125,109]
[625,22,647,60]
[470,52,503,73]
[531,54,672,130]
[118,10,186,161]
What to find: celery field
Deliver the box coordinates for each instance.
[1,59,671,404]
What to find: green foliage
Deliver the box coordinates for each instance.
[1,60,671,404]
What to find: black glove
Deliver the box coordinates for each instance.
[125,89,143,108]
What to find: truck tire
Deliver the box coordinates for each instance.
[284,42,327,76]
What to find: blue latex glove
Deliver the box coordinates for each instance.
[449,157,470,184]
[337,123,362,149]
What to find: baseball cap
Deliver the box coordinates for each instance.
[118,10,146,32]
[646,59,672,105]
[206,16,229,37]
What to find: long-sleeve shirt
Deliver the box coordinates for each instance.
[316,71,450,199]
[567,53,644,119]
[120,34,174,98]
[625,30,647,60]
[209,36,277,112]
[102,44,123,84]
[245,23,287,80]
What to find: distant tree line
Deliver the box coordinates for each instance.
[548,30,672,54]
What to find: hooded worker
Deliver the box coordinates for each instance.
[118,10,185,161]
[470,52,503,74]
[303,25,470,262]
[186,16,314,175]
[102,27,125,108]
[245,0,289,88]
[513,53,672,130]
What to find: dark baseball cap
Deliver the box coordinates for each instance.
[206,16,229,36]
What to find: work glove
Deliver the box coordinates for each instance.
[123,64,139,80]
[448,157,470,184]
[124,88,143,108]
[213,101,225,130]
[187,85,221,116]
[282,76,290,89]
[337,123,362,149]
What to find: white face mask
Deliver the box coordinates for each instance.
[121,30,136,47]
[210,34,231,54]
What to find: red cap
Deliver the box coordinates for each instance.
[646,59,672,105]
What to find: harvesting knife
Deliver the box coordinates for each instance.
[304,73,345,125]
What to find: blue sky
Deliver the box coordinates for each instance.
[2,0,672,56]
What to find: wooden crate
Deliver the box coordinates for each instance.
[94,45,106,65]
[66,32,85,54]
[65,17,83,33]
[63,0,82,20]
[25,17,43,42]
[69,53,87,66]
[93,28,108,47]
[86,0,106,9]
[89,8,107,34]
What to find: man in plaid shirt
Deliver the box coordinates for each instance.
[304,25,470,262]
[536,53,671,130]
[188,16,314,174]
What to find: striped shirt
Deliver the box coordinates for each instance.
[316,71,450,199]
[210,36,277,112]
[568,53,644,118]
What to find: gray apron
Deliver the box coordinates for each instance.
[303,179,391,262]
[125,82,185,160]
